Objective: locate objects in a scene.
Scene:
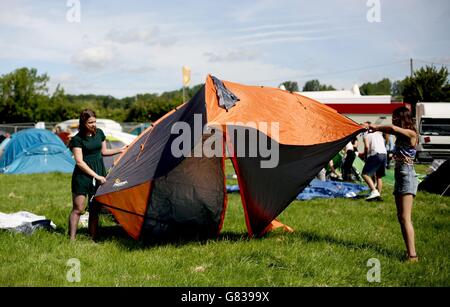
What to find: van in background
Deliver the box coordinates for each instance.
[415,102,450,161]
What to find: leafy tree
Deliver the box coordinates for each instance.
[279,81,299,92]
[48,85,80,121]
[360,78,392,95]
[401,65,450,105]
[391,80,404,101]
[302,79,335,91]
[0,68,50,123]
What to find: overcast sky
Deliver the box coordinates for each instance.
[0,0,449,98]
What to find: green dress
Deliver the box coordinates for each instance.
[69,128,106,196]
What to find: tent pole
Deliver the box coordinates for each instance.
[441,183,450,197]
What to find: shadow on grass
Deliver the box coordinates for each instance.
[293,230,403,260]
[88,225,250,251]
[76,224,402,260]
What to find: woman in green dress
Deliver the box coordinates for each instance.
[68,109,125,240]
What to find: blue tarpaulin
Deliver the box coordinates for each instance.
[227,179,368,200]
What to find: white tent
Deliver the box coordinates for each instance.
[56,119,123,133]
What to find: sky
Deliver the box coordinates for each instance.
[0,0,449,98]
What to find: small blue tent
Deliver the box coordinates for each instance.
[0,128,75,174]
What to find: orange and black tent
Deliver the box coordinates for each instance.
[94,75,364,241]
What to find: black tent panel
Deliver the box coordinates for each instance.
[418,160,450,196]
[228,125,362,236]
[142,155,225,241]
[96,86,207,197]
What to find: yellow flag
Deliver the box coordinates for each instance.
[182,66,191,86]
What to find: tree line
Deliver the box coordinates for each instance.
[280,65,450,104]
[1,66,449,124]
[0,67,202,124]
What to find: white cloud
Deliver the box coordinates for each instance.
[72,46,115,70]
[203,50,260,62]
[106,27,160,44]
[120,66,155,74]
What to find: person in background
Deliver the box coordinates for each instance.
[362,122,387,200]
[342,137,358,182]
[385,133,395,169]
[366,107,419,262]
[68,109,125,241]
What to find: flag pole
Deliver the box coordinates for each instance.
[182,66,191,102]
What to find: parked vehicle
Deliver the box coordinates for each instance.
[415,102,450,161]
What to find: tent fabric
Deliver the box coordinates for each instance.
[143,154,225,241]
[95,75,364,240]
[227,125,360,236]
[211,76,240,110]
[0,128,75,174]
[204,76,360,146]
[418,159,450,196]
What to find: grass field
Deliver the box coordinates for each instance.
[0,162,449,287]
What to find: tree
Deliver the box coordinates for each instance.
[391,80,404,101]
[0,68,50,123]
[360,78,392,95]
[279,81,299,92]
[47,84,80,122]
[302,79,335,91]
[401,65,450,105]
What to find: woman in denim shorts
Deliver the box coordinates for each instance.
[366,107,419,262]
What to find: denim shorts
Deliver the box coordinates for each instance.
[394,163,418,196]
[362,154,387,177]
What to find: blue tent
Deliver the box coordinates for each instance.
[0,128,75,174]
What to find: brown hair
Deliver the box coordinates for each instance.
[393,106,416,132]
[78,109,96,136]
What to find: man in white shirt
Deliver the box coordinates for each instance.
[362,122,387,200]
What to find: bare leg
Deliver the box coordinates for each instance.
[69,194,86,240]
[376,177,383,194]
[362,174,376,191]
[395,194,417,260]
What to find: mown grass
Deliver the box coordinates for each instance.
[0,163,449,287]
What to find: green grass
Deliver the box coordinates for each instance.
[0,164,449,286]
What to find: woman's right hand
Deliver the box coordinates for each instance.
[96,176,107,185]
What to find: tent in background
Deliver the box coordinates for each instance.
[56,118,123,133]
[418,160,450,196]
[0,128,75,174]
[95,75,364,241]
[63,124,137,171]
[103,130,137,170]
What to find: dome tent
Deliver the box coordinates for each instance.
[0,128,75,174]
[95,75,364,241]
